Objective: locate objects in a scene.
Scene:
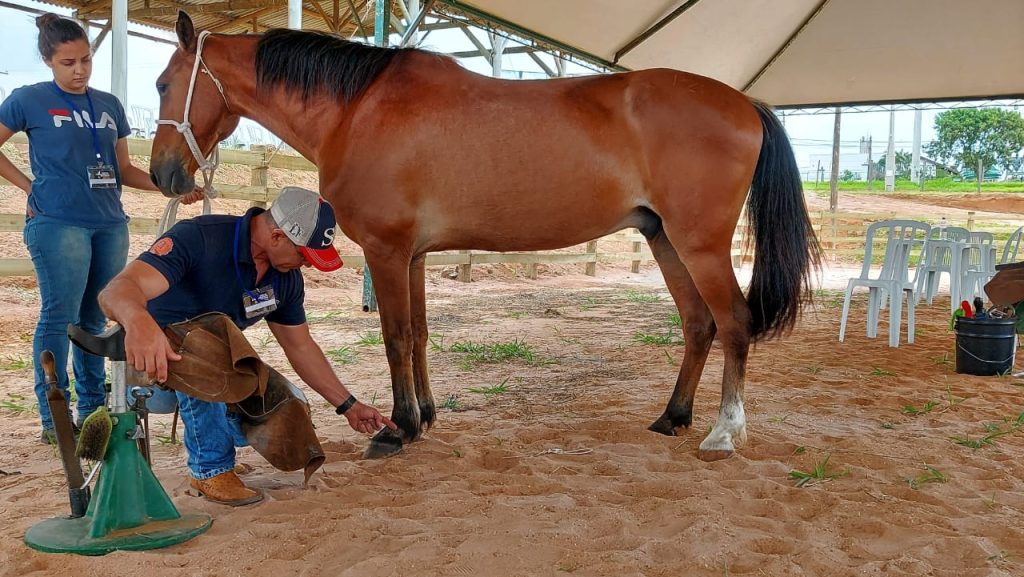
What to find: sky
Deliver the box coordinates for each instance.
[0,0,1014,174]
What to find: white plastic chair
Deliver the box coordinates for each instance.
[915,226,970,305]
[840,220,930,347]
[960,231,996,303]
[999,226,1024,265]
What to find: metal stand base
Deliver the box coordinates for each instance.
[25,411,211,555]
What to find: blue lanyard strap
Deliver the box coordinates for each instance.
[233,217,276,300]
[50,81,104,163]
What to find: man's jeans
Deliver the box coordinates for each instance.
[24,217,128,431]
[175,391,249,480]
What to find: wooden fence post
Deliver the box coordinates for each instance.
[966,211,976,231]
[631,228,642,273]
[457,250,472,282]
[584,240,598,276]
[524,262,538,280]
[249,145,269,208]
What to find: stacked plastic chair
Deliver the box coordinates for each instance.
[915,225,970,305]
[840,220,931,347]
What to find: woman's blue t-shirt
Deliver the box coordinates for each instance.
[0,82,131,227]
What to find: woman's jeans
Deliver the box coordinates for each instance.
[24,217,128,431]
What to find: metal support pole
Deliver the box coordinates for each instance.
[111,361,127,413]
[362,266,378,312]
[362,0,393,311]
[490,32,507,77]
[375,0,391,46]
[288,0,302,29]
[111,0,128,104]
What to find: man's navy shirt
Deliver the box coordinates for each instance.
[137,207,306,329]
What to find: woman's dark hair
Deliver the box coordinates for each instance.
[36,13,88,60]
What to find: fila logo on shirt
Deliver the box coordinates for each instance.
[48,109,117,130]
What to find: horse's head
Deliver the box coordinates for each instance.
[151,12,240,197]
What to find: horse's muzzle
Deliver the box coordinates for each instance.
[150,156,196,198]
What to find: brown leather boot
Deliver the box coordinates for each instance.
[189,471,264,506]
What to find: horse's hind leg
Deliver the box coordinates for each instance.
[645,228,717,436]
[410,255,436,432]
[674,245,752,462]
[363,253,419,459]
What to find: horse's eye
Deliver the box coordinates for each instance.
[156,82,168,96]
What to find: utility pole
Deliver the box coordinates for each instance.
[911,108,922,184]
[829,107,841,212]
[885,108,896,192]
[866,136,873,191]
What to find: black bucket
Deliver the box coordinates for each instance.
[954,317,1017,376]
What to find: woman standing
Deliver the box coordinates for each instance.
[0,14,175,442]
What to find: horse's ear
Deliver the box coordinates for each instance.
[175,11,197,53]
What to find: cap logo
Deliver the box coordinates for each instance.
[321,226,335,248]
[286,223,303,239]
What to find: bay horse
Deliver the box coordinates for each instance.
[151,12,820,461]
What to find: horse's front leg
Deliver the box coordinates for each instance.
[410,255,436,432]
[363,253,419,459]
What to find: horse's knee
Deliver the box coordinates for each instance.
[683,314,715,350]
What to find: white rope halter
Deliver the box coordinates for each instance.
[156,30,228,199]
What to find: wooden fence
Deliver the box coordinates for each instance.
[2,135,1022,278]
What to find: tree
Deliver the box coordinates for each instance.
[926,108,1024,191]
[874,150,912,180]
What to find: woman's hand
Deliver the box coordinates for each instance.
[180,186,205,205]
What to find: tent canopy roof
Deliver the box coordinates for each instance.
[26,0,1023,107]
[453,0,1024,107]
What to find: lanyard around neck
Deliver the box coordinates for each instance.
[233,217,276,300]
[50,81,104,163]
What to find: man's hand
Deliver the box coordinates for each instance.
[344,401,398,435]
[124,316,181,383]
[180,186,205,205]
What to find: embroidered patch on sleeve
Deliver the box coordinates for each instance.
[150,237,174,256]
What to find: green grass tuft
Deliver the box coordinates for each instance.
[908,465,947,489]
[788,454,849,487]
[623,289,661,303]
[355,331,384,346]
[325,346,358,365]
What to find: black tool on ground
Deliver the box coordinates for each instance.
[40,351,91,518]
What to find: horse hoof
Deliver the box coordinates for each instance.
[647,418,678,437]
[364,429,404,459]
[697,448,734,462]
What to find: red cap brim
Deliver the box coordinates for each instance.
[301,246,343,272]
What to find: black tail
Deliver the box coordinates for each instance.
[745,100,822,341]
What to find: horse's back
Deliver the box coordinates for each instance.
[333,57,763,252]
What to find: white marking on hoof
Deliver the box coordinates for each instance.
[699,400,747,457]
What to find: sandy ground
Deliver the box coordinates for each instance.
[1,261,1023,576]
[2,144,1024,574]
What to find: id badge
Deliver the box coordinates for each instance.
[243,286,278,319]
[87,163,117,189]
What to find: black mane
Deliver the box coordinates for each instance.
[255,28,413,103]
